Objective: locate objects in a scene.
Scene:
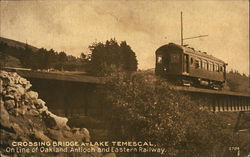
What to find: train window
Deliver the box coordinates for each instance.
[190,57,194,64]
[157,56,162,64]
[202,60,208,70]
[214,64,219,72]
[208,62,213,71]
[170,54,179,63]
[195,59,201,69]
[220,66,223,72]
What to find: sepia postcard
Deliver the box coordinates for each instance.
[0,0,249,157]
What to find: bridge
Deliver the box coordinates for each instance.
[173,86,250,112]
[15,69,104,84]
[13,69,250,113]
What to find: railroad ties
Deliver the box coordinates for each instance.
[173,86,250,112]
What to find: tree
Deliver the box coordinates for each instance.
[46,49,57,69]
[100,72,233,156]
[88,39,138,76]
[58,51,67,71]
[120,41,138,71]
[22,44,35,68]
[226,69,249,93]
[80,53,87,61]
[0,41,84,71]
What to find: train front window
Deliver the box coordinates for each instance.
[157,56,162,64]
[170,54,179,63]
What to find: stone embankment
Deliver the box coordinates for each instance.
[0,71,101,157]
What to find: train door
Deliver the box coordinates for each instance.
[183,54,189,73]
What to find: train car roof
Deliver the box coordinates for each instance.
[157,43,226,64]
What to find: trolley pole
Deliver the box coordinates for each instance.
[181,12,183,46]
[180,12,208,45]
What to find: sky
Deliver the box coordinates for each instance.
[0,0,249,75]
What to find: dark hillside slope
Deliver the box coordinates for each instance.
[0,37,86,71]
[226,71,249,93]
[0,37,38,52]
[0,54,22,68]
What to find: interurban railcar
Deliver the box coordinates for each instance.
[155,43,227,89]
